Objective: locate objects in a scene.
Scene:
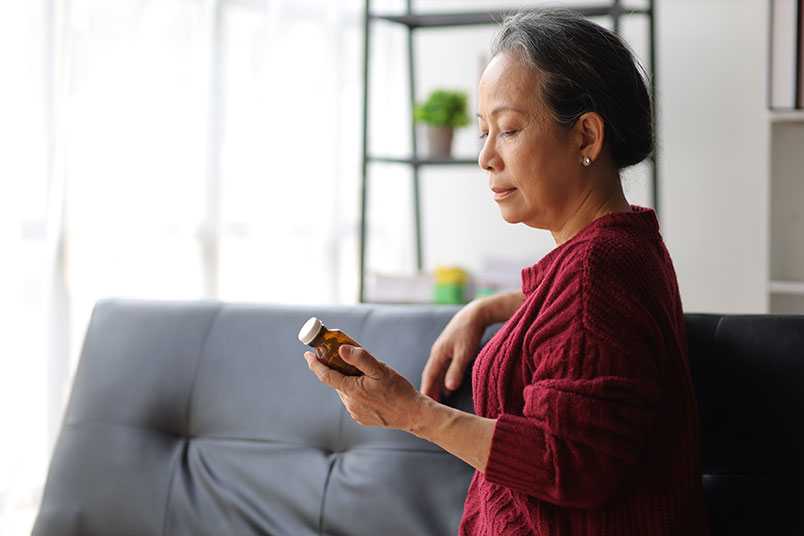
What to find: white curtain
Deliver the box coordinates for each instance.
[0,0,365,532]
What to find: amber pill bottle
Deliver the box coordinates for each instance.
[298,317,363,376]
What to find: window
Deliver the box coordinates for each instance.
[0,1,362,532]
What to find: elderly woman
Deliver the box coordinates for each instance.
[305,10,707,535]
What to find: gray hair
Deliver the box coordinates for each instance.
[491,10,653,169]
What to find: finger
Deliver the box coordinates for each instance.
[444,349,471,393]
[420,378,443,403]
[442,341,471,392]
[420,369,442,401]
[305,351,346,390]
[338,345,383,377]
[420,350,450,402]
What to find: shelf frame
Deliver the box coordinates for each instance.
[368,156,479,166]
[358,0,658,302]
[768,110,804,123]
[769,280,804,295]
[370,5,651,29]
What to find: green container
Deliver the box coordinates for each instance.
[474,286,496,298]
[433,283,464,305]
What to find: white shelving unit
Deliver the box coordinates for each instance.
[768,110,804,314]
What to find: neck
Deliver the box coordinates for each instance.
[550,170,631,246]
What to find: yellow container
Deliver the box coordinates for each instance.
[434,266,469,286]
[433,266,470,305]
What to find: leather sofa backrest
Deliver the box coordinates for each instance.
[33,302,804,535]
[686,313,804,534]
[33,300,475,536]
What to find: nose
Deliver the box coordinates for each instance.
[478,136,500,172]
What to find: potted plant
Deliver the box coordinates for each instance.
[413,89,470,158]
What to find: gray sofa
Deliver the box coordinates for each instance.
[33,300,804,535]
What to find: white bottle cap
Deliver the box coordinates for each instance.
[298,317,323,345]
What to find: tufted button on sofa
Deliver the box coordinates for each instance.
[32,301,804,535]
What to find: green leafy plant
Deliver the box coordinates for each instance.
[413,89,470,128]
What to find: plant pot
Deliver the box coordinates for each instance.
[426,125,454,158]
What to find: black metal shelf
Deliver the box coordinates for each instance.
[358,0,657,302]
[368,156,479,167]
[371,6,650,29]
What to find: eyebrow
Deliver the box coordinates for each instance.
[476,106,526,119]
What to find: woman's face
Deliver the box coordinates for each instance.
[477,53,584,231]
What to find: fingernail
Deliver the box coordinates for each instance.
[340,345,353,358]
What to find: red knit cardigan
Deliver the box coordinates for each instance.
[459,207,708,535]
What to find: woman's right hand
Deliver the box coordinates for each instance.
[421,291,524,402]
[420,300,487,402]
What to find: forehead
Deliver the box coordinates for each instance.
[478,53,544,115]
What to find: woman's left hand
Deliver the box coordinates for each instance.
[304,345,426,433]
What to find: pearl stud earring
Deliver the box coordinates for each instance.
[582,155,591,167]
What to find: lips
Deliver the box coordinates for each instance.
[491,185,516,201]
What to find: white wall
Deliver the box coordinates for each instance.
[657,0,768,313]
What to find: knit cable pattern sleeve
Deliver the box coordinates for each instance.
[485,332,660,509]
[484,237,665,509]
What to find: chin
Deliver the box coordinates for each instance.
[497,208,521,225]
[498,207,546,230]
[497,204,533,226]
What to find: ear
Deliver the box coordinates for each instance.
[574,111,605,165]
